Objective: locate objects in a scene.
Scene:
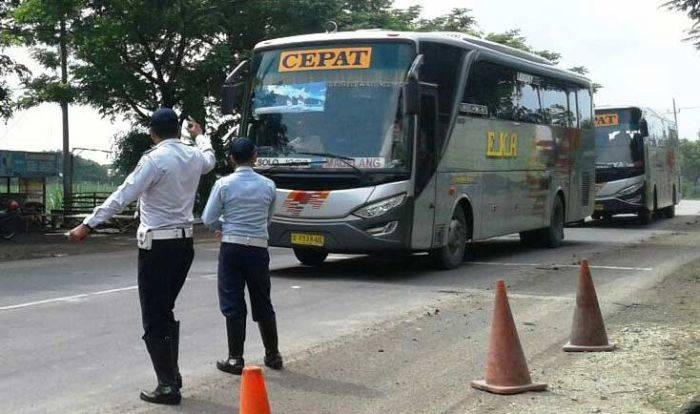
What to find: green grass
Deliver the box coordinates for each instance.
[46,182,119,211]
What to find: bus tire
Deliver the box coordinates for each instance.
[293,248,328,267]
[663,204,675,218]
[519,230,540,246]
[664,188,677,218]
[638,209,653,225]
[591,212,602,221]
[431,207,468,270]
[540,196,565,248]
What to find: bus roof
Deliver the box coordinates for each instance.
[596,106,676,126]
[254,30,592,87]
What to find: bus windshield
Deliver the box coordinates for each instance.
[594,108,644,168]
[245,42,415,172]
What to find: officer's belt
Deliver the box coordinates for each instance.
[151,227,194,240]
[222,234,268,248]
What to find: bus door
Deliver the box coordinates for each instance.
[411,86,440,250]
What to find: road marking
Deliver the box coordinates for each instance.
[469,261,653,271]
[0,286,138,311]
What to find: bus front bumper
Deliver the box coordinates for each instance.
[594,195,644,215]
[269,203,413,253]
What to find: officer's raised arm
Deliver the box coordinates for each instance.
[186,118,216,174]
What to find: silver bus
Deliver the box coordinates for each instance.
[222,31,595,269]
[593,106,681,224]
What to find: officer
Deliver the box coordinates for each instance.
[201,137,283,375]
[68,108,215,405]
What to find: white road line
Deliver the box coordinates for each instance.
[0,286,138,311]
[469,261,653,272]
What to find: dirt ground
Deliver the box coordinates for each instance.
[0,225,218,262]
[470,259,700,414]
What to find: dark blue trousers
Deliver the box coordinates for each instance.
[218,242,275,322]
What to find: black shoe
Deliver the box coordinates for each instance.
[139,384,181,405]
[143,336,180,405]
[258,318,283,370]
[264,352,283,370]
[171,321,182,389]
[217,356,245,375]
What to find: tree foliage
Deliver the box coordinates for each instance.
[665,0,700,49]
[0,0,30,120]
[680,138,700,186]
[10,0,84,108]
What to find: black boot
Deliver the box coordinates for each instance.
[171,320,182,389]
[216,317,245,375]
[140,336,181,405]
[258,318,283,370]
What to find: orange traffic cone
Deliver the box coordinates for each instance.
[563,260,615,352]
[471,280,547,395]
[239,366,271,414]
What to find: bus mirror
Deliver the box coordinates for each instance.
[222,83,245,114]
[221,60,250,115]
[404,77,420,115]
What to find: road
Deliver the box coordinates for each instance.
[1,202,700,413]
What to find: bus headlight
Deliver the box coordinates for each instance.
[353,194,406,219]
[617,183,644,198]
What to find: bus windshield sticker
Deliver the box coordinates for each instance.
[459,103,489,117]
[255,157,313,167]
[253,82,327,115]
[278,47,372,72]
[517,72,534,84]
[594,113,619,127]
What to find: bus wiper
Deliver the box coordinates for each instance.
[294,151,365,177]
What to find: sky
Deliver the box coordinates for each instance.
[1,0,699,164]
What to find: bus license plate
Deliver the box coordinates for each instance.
[594,203,604,211]
[291,233,325,247]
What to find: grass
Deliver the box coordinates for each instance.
[46,182,119,211]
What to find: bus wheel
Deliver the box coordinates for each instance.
[431,207,467,270]
[638,209,653,225]
[293,248,328,267]
[541,196,565,248]
[663,204,676,218]
[664,189,677,218]
[591,212,602,221]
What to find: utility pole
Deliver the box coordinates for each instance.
[672,98,679,135]
[59,16,71,205]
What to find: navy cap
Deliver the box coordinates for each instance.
[229,137,256,162]
[150,108,179,137]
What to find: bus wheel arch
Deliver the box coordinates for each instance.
[431,198,471,270]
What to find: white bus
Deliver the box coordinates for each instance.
[222,30,595,269]
[593,106,681,223]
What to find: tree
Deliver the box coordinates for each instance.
[665,0,700,49]
[680,138,700,186]
[11,0,85,202]
[567,66,603,93]
[0,0,30,120]
[416,8,478,34]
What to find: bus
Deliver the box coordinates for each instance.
[221,30,595,269]
[593,106,680,224]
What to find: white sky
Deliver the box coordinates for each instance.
[1,0,699,164]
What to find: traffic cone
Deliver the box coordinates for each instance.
[471,280,547,395]
[239,366,271,414]
[563,260,615,352]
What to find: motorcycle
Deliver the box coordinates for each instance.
[0,201,24,240]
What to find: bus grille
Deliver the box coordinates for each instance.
[581,172,592,207]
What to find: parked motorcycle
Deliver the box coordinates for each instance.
[0,201,24,240]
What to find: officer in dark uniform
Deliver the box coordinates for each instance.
[201,137,282,375]
[69,108,215,405]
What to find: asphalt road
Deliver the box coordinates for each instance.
[2,202,700,413]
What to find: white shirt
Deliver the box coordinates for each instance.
[83,135,216,232]
[201,166,276,240]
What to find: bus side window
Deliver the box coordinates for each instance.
[514,81,543,124]
[576,89,593,129]
[462,61,517,121]
[567,89,579,128]
[540,80,569,127]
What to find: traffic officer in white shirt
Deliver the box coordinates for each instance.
[201,137,282,375]
[68,108,215,405]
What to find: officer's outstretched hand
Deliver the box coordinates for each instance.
[68,224,91,243]
[186,117,203,139]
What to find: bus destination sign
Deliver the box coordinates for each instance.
[279,47,372,72]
